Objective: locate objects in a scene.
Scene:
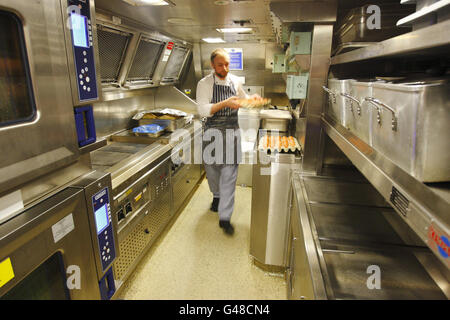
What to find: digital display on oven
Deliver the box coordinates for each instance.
[94,204,109,234]
[71,13,89,48]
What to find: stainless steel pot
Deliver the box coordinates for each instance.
[369,81,450,182]
[343,80,374,146]
[323,79,356,127]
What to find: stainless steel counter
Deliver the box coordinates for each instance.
[288,169,449,300]
[322,115,450,269]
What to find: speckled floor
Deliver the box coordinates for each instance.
[117,177,287,300]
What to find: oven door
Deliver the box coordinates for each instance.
[0,0,80,194]
[0,188,100,299]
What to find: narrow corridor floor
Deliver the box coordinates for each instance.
[117,178,287,300]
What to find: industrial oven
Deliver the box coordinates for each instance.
[0,0,119,299]
[0,171,119,300]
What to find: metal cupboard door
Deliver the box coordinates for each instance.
[0,188,99,300]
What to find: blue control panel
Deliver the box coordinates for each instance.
[67,0,98,102]
[92,187,116,271]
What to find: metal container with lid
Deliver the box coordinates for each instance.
[259,109,292,132]
[323,79,356,127]
[370,80,450,182]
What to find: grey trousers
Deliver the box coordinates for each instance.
[204,163,239,222]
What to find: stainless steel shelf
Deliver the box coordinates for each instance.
[321,115,450,269]
[331,20,450,65]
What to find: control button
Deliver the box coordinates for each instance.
[83,85,86,90]
[85,67,88,72]
[79,74,83,79]
[83,51,87,56]
[104,230,108,235]
[107,248,110,253]
[87,87,91,92]
[80,80,84,85]
[81,69,85,74]
[102,251,105,256]
[108,255,111,260]
[105,236,108,240]
[86,76,90,83]
[103,246,106,250]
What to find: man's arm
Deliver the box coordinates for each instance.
[196,78,214,117]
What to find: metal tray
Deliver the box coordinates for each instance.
[133,129,165,138]
[334,4,414,44]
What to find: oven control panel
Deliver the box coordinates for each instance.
[92,187,116,271]
[67,0,98,102]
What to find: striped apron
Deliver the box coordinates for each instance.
[203,74,241,165]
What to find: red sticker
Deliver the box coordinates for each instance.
[167,42,174,50]
[427,223,449,267]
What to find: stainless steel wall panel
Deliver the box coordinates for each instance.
[199,43,286,95]
[92,88,156,138]
[301,23,335,174]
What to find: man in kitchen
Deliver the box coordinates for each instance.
[196,48,260,235]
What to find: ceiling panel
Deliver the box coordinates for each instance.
[95,0,277,44]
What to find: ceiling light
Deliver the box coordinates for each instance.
[202,38,226,43]
[167,18,194,25]
[123,0,171,6]
[217,27,253,33]
[214,0,230,5]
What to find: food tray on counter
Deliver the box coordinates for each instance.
[258,135,302,153]
[133,108,193,132]
[132,124,167,138]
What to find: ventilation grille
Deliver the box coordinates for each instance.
[127,37,164,82]
[390,186,409,217]
[161,46,189,82]
[97,26,131,83]
[113,190,171,282]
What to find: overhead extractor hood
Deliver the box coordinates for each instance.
[160,45,191,85]
[97,24,134,86]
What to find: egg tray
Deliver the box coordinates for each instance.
[258,136,302,154]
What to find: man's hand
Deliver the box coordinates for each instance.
[210,96,241,115]
[224,96,241,109]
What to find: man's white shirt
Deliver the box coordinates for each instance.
[196,72,248,118]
